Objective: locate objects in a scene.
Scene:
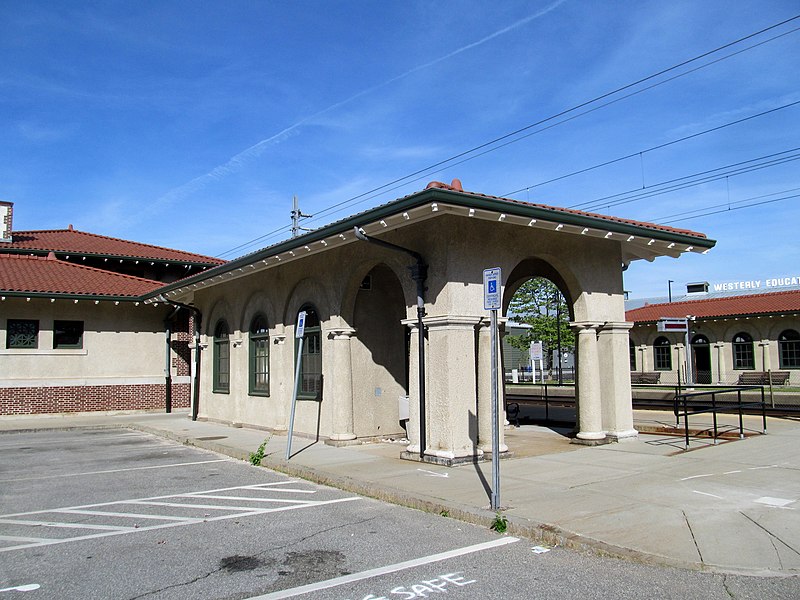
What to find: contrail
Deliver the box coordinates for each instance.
[155,0,569,207]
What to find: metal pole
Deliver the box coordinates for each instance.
[685,325,694,386]
[286,337,305,460]
[556,296,563,385]
[490,308,500,511]
[164,319,172,413]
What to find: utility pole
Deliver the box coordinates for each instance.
[291,196,313,238]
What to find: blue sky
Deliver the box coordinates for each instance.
[1,0,798,299]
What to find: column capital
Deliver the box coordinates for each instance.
[571,320,604,332]
[328,327,356,340]
[599,321,634,333]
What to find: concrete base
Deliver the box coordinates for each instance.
[570,436,610,446]
[606,429,639,443]
[400,450,513,467]
[324,438,363,447]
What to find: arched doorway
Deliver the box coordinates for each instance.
[351,264,408,437]
[691,334,712,384]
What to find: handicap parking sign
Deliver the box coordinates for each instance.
[483,267,501,310]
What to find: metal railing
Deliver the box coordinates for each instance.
[673,386,767,450]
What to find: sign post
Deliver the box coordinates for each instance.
[530,341,543,384]
[286,311,307,460]
[483,267,502,511]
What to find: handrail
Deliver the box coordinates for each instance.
[673,386,767,450]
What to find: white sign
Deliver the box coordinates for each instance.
[530,341,543,360]
[712,275,800,292]
[483,267,502,310]
[657,317,688,333]
[296,311,307,339]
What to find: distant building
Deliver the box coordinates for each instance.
[626,287,800,385]
[0,201,223,415]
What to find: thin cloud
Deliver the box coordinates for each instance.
[154,0,569,209]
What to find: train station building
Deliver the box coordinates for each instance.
[148,180,715,462]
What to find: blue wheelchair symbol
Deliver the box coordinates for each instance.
[488,280,497,294]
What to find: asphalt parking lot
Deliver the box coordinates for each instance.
[2,428,799,600]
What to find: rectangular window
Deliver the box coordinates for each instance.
[780,341,800,369]
[249,336,270,395]
[53,320,84,349]
[654,346,672,371]
[733,344,755,370]
[7,319,39,349]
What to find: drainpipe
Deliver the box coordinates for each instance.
[163,305,181,413]
[354,227,428,458]
[158,295,203,421]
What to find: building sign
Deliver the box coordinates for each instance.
[713,276,800,292]
[657,318,688,333]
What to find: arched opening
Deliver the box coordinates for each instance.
[691,334,712,384]
[351,264,408,437]
[502,259,576,428]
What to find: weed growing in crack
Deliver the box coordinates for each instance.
[249,434,272,466]
[490,512,508,533]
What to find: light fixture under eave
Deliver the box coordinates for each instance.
[498,214,506,222]
[320,240,328,247]
[685,246,694,252]
[581,228,589,235]
[528,219,536,226]
[304,246,311,252]
[468,208,475,217]
[288,251,295,256]
[555,224,563,231]
[380,220,387,227]
[626,236,635,242]
[604,232,613,239]
[647,239,655,246]
[667,243,675,249]
[403,212,410,220]
[431,203,439,212]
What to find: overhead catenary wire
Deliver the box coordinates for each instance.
[217,14,800,259]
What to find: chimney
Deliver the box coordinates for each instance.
[0,201,12,243]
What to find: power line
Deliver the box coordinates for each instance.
[659,190,800,224]
[651,186,800,222]
[217,14,800,259]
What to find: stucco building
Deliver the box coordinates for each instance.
[0,201,222,415]
[627,289,800,386]
[148,180,714,462]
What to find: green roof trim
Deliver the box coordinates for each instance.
[146,187,716,299]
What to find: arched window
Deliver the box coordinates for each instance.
[654,336,672,371]
[297,307,322,400]
[249,315,270,396]
[779,329,800,369]
[732,332,754,370]
[213,320,230,393]
[629,339,636,371]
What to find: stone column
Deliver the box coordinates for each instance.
[572,321,606,443]
[327,328,357,443]
[714,342,725,384]
[425,315,482,461]
[476,318,508,454]
[759,340,771,372]
[597,321,637,442]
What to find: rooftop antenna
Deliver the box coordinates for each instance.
[290,195,313,238]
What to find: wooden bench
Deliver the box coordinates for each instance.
[630,371,662,384]
[736,371,791,386]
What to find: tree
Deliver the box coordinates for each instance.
[507,278,574,373]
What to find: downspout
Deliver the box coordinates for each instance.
[158,295,203,421]
[353,227,428,458]
[163,305,182,413]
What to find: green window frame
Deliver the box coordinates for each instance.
[53,320,83,349]
[249,315,270,396]
[654,336,672,371]
[213,320,230,393]
[297,307,322,400]
[629,340,636,371]
[7,319,39,349]
[732,332,755,370]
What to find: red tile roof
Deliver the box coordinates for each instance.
[0,253,162,298]
[6,228,224,265]
[626,290,800,322]
[424,180,708,240]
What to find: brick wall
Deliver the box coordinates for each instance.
[0,383,190,415]
[172,310,192,377]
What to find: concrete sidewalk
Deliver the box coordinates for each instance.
[2,409,800,576]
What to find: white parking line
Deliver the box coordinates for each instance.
[0,459,230,483]
[249,537,520,600]
[0,481,360,553]
[0,535,59,544]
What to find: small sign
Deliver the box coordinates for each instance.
[483,267,502,311]
[296,311,307,338]
[530,341,543,361]
[657,317,688,333]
